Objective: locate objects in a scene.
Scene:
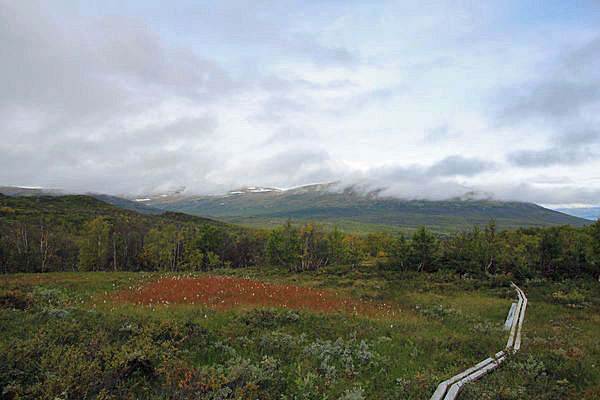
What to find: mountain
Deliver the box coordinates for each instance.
[142,183,589,234]
[86,194,163,215]
[0,186,162,216]
[0,193,225,228]
[0,186,64,196]
[555,207,600,221]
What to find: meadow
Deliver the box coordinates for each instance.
[2,267,599,399]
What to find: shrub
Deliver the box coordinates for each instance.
[551,289,587,306]
[240,308,300,329]
[0,289,30,310]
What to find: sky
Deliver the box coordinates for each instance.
[2,0,600,205]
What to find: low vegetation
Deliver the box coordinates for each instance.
[1,269,599,399]
[1,194,600,399]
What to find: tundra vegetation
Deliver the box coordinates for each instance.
[1,194,600,399]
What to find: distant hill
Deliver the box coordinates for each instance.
[0,186,64,196]
[86,194,163,215]
[0,193,225,228]
[0,186,163,216]
[556,207,600,221]
[142,183,589,234]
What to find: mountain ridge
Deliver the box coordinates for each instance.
[1,184,589,233]
[141,183,589,233]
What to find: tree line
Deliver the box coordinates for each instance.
[0,215,267,273]
[1,195,600,279]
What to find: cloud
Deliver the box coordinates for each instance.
[328,155,496,201]
[262,126,317,145]
[492,34,600,127]
[506,147,595,167]
[364,155,493,184]
[0,2,237,194]
[3,1,600,206]
[505,128,600,168]
[178,0,360,67]
[553,129,600,147]
[496,82,600,124]
[428,155,495,177]
[491,34,600,170]
[422,124,458,143]
[480,182,600,205]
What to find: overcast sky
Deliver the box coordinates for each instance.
[2,1,600,205]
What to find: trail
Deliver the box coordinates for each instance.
[430,283,527,400]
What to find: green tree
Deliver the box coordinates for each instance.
[142,225,183,271]
[344,234,366,267]
[410,227,437,272]
[365,232,394,257]
[539,228,561,277]
[590,220,600,273]
[327,227,349,265]
[79,217,111,271]
[266,220,300,269]
[388,233,410,270]
[298,223,328,271]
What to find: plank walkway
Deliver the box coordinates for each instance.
[429,283,527,400]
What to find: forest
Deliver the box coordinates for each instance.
[1,194,599,280]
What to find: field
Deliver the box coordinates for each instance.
[1,267,600,399]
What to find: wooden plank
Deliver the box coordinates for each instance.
[506,286,523,349]
[430,357,496,400]
[429,283,528,400]
[443,354,507,399]
[513,287,527,352]
[503,302,517,331]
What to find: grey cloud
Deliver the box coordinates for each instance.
[210,148,339,190]
[492,35,600,126]
[482,182,600,205]
[0,2,235,194]
[259,77,356,93]
[286,35,358,66]
[364,155,494,182]
[491,35,600,170]
[345,86,405,110]
[428,155,495,177]
[334,155,496,201]
[132,117,217,145]
[0,4,235,119]
[506,147,595,167]
[92,16,237,98]
[187,1,359,67]
[423,124,458,143]
[1,1,358,195]
[553,129,600,147]
[564,36,600,76]
[256,149,334,179]
[231,152,476,201]
[262,126,316,146]
[529,175,574,185]
[496,82,600,124]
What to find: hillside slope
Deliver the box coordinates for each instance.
[144,184,588,233]
[0,194,225,229]
[87,193,163,215]
[0,186,163,216]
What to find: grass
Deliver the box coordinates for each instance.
[1,268,599,399]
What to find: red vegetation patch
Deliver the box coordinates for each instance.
[114,275,397,317]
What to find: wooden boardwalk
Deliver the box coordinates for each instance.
[430,283,527,400]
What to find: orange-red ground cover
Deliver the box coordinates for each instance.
[114,275,397,317]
